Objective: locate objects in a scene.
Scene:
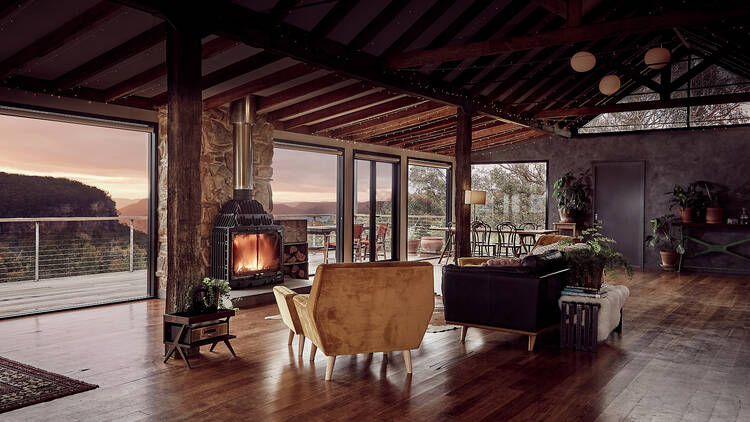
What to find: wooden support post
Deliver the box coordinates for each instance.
[454,105,473,259]
[165,23,203,313]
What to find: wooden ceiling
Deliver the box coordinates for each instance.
[1,0,748,155]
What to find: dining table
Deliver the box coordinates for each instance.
[429,226,556,263]
[307,225,337,264]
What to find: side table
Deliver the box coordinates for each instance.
[163,309,237,368]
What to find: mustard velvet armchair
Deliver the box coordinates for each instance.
[273,285,307,357]
[293,261,434,381]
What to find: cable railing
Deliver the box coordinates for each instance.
[0,216,148,283]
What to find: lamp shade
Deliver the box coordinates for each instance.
[644,47,670,69]
[599,75,621,95]
[570,51,596,72]
[464,190,487,205]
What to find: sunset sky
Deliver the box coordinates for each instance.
[0,113,393,206]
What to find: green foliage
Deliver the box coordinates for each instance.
[645,215,685,253]
[470,163,547,228]
[698,181,726,208]
[667,183,707,210]
[184,278,234,314]
[552,170,591,214]
[561,225,634,284]
[407,166,447,217]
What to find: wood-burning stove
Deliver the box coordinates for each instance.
[211,96,284,288]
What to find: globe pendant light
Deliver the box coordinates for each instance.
[645,47,670,69]
[599,75,621,95]
[570,51,596,72]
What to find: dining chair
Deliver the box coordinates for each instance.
[373,222,389,259]
[517,222,538,255]
[438,221,455,264]
[470,221,496,257]
[353,224,365,261]
[496,222,518,257]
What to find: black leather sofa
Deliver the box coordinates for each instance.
[441,253,568,351]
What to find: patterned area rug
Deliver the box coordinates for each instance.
[0,357,97,414]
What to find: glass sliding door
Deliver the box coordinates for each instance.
[353,154,399,262]
[271,142,343,276]
[407,160,451,260]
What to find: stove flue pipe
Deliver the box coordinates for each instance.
[230,96,255,200]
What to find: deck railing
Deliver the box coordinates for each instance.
[0,216,148,283]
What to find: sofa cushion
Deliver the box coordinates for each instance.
[481,257,522,267]
[529,241,560,255]
[521,250,566,274]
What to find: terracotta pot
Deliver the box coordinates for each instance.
[419,236,443,255]
[659,251,678,270]
[407,239,420,254]
[559,209,576,223]
[678,207,695,223]
[579,268,604,290]
[705,207,723,224]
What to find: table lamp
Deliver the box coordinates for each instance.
[464,190,486,222]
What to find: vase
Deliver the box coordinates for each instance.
[419,236,444,255]
[705,207,723,224]
[407,239,420,254]
[659,251,678,270]
[678,207,695,224]
[559,209,575,223]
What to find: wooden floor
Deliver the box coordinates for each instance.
[0,270,148,318]
[1,270,748,421]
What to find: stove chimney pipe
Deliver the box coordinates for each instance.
[230,96,255,200]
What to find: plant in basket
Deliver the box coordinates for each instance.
[645,215,685,270]
[560,225,633,289]
[184,278,233,314]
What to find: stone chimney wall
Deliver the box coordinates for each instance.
[155,106,274,294]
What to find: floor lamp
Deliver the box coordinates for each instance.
[464,190,486,223]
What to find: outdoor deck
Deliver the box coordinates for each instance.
[0,270,149,318]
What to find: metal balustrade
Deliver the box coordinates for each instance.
[0,216,148,283]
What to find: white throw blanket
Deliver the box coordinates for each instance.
[558,285,630,342]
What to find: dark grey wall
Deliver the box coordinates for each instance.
[473,125,750,270]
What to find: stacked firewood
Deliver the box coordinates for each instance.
[283,245,307,264]
[283,264,307,279]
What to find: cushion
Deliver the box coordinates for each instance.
[481,257,522,267]
[530,241,560,255]
[560,242,591,253]
[521,250,566,274]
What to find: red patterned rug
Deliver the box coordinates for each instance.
[0,357,97,414]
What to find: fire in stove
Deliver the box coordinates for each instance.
[232,233,281,275]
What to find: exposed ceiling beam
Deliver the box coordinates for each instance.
[412,121,517,150]
[203,63,315,110]
[310,0,359,39]
[369,116,463,144]
[111,0,552,133]
[105,37,237,102]
[268,83,377,121]
[279,92,403,129]
[0,0,28,23]
[1,75,152,108]
[347,1,409,51]
[0,1,121,79]
[535,92,750,118]
[55,22,167,91]
[328,101,456,138]
[308,97,422,133]
[382,0,457,57]
[387,7,750,68]
[256,73,348,114]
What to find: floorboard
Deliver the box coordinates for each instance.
[0,270,748,421]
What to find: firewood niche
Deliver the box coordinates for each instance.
[275,219,309,279]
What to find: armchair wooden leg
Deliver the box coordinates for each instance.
[528,335,537,352]
[310,344,317,361]
[325,356,336,381]
[298,334,305,357]
[460,326,468,343]
[288,329,294,345]
[402,350,412,374]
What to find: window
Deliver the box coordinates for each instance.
[407,161,451,260]
[470,162,547,229]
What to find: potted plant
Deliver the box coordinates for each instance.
[552,170,591,223]
[645,215,685,270]
[560,225,633,289]
[184,277,233,314]
[667,183,705,223]
[701,182,725,224]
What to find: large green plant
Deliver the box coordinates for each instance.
[552,170,591,214]
[645,215,685,253]
[667,183,706,210]
[560,225,633,286]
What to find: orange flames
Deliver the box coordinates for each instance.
[232,233,281,275]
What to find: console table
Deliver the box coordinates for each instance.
[163,309,237,368]
[675,222,750,274]
[553,222,581,237]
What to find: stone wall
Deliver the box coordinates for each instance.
[472,125,750,270]
[156,106,274,294]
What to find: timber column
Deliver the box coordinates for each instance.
[454,105,473,259]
